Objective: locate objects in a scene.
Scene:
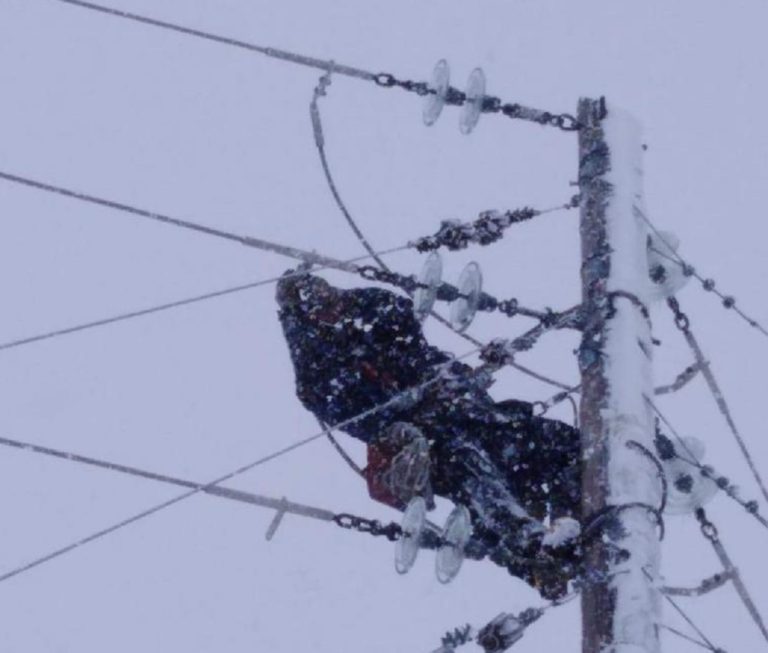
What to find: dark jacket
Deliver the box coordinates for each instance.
[276,270,581,597]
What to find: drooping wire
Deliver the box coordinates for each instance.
[0,347,480,584]
[318,418,364,477]
[311,71,525,475]
[307,71,577,395]
[310,70,388,271]
[636,206,768,340]
[626,439,668,514]
[0,245,407,353]
[308,72,577,329]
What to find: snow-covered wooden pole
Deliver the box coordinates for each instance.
[578,98,662,653]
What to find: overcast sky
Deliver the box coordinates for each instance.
[1,1,767,651]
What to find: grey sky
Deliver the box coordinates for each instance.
[1,1,766,651]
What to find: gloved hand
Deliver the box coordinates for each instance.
[369,422,435,510]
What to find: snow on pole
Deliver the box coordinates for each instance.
[578,98,662,653]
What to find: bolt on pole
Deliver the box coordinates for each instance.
[578,97,662,653]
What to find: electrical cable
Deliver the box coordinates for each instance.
[0,246,406,352]
[51,0,378,82]
[667,301,768,505]
[637,207,768,339]
[0,347,480,584]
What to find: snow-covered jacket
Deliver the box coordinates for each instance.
[276,270,582,599]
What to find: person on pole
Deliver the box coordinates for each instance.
[276,269,581,599]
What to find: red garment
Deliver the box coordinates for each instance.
[363,441,406,510]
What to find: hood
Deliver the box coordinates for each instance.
[276,269,345,325]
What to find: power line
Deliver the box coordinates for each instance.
[666,297,768,506]
[648,397,768,531]
[1,163,576,396]
[636,206,768,340]
[0,428,333,584]
[0,435,336,521]
[2,166,571,343]
[50,1,582,133]
[51,0,378,82]
[307,71,578,396]
[695,508,768,644]
[513,360,574,392]
[0,348,479,584]
[311,71,388,271]
[531,359,706,421]
[0,169,393,273]
[683,321,768,504]
[0,167,572,327]
[318,418,364,478]
[313,70,577,261]
[0,246,406,353]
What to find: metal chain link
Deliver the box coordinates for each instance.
[695,508,719,543]
[496,102,582,131]
[355,265,566,327]
[332,513,402,541]
[373,72,582,131]
[667,296,691,332]
[373,73,434,97]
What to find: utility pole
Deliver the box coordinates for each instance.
[578,98,662,653]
